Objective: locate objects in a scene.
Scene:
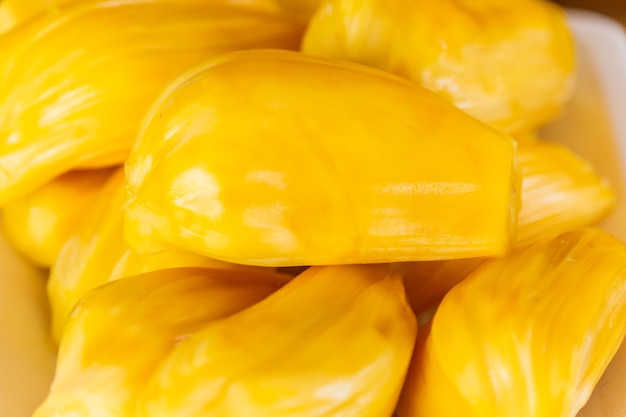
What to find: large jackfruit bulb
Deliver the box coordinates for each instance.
[125,49,518,267]
[1,168,113,268]
[35,267,290,417]
[398,228,626,417]
[139,265,417,417]
[0,0,305,205]
[302,0,575,134]
[48,167,270,342]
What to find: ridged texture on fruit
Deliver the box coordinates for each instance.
[48,168,268,342]
[1,168,113,267]
[396,258,485,316]
[0,0,69,33]
[399,139,615,315]
[138,264,417,417]
[397,228,626,417]
[0,0,305,205]
[516,140,615,246]
[34,267,289,417]
[301,0,575,134]
[125,49,518,267]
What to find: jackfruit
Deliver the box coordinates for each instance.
[1,168,113,267]
[139,264,417,417]
[302,0,575,134]
[515,140,615,246]
[125,49,518,267]
[35,267,289,417]
[0,0,74,33]
[397,228,626,417]
[48,168,268,342]
[400,139,615,315]
[0,0,304,205]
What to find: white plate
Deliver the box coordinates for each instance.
[1,9,626,417]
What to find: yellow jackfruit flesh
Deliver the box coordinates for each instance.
[48,168,269,342]
[397,228,626,417]
[34,267,289,417]
[395,258,485,316]
[125,49,518,267]
[1,168,113,268]
[513,130,540,143]
[0,0,84,34]
[302,0,575,134]
[273,0,324,20]
[138,264,417,417]
[0,0,69,33]
[0,0,305,205]
[399,139,615,316]
[515,140,615,246]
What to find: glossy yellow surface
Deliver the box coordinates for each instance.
[48,168,264,342]
[273,0,323,20]
[1,10,626,417]
[138,265,416,417]
[302,0,575,134]
[0,0,304,205]
[399,138,615,315]
[125,49,518,266]
[0,0,68,33]
[35,267,289,417]
[516,140,615,246]
[1,169,113,268]
[397,228,626,417]
[0,0,82,33]
[397,258,485,316]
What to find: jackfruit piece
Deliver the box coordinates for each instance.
[302,0,575,134]
[397,228,626,417]
[400,139,615,315]
[273,0,323,20]
[396,258,485,316]
[48,168,269,342]
[1,168,113,268]
[138,264,417,417]
[125,49,518,267]
[0,0,72,33]
[34,267,289,417]
[513,130,540,143]
[0,0,305,205]
[516,140,615,246]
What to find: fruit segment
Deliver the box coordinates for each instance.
[0,0,305,204]
[125,49,518,266]
[400,139,615,315]
[302,0,575,133]
[515,140,615,246]
[1,168,113,267]
[48,168,263,342]
[397,228,626,417]
[34,267,289,417]
[273,0,324,20]
[396,258,485,316]
[139,264,417,417]
[0,0,67,33]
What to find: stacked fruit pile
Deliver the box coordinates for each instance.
[0,1,625,416]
